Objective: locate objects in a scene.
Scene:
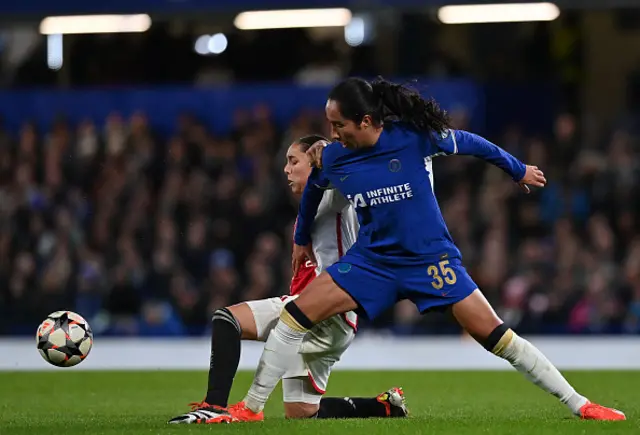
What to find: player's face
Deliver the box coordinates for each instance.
[326,99,373,149]
[284,143,312,196]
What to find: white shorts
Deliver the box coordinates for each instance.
[245,295,357,404]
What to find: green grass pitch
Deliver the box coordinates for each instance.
[1,370,637,434]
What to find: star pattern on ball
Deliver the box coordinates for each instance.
[36,311,93,367]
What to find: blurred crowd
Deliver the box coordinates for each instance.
[395,113,640,335]
[0,106,639,337]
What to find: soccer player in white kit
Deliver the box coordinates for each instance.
[168,135,407,424]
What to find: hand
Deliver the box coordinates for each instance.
[518,165,547,193]
[306,140,330,169]
[292,243,316,275]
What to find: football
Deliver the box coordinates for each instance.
[36,311,93,367]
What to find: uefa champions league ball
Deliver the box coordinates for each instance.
[36,311,93,367]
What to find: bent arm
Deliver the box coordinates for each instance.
[294,168,329,246]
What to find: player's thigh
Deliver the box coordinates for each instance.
[226,302,258,340]
[451,289,503,342]
[293,271,359,324]
[402,257,477,316]
[241,296,298,341]
[282,377,322,418]
[310,256,397,322]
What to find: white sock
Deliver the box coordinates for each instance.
[244,316,308,413]
[493,330,589,415]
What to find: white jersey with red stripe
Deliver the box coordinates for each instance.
[245,189,359,397]
[290,189,358,294]
[290,189,359,329]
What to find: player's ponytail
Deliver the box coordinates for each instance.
[328,76,451,135]
[371,77,451,135]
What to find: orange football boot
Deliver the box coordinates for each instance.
[579,402,626,421]
[227,401,265,422]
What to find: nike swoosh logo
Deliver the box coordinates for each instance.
[340,175,349,182]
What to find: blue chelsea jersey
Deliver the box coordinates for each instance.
[296,122,526,265]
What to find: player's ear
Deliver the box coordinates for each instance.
[360,115,373,129]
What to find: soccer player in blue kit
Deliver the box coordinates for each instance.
[229,77,625,422]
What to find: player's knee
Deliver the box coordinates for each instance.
[282,301,315,330]
[284,402,319,419]
[482,323,515,354]
[225,303,261,339]
[212,308,241,334]
[212,307,235,323]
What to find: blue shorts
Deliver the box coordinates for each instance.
[326,251,478,321]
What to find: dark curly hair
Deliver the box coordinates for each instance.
[327,76,451,135]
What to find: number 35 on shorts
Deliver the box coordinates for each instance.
[427,260,457,290]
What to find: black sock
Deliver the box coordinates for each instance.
[317,397,388,419]
[204,308,241,407]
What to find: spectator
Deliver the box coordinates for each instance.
[1,109,639,337]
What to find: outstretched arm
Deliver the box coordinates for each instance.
[433,129,546,192]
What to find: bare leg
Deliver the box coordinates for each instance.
[450,289,502,341]
[451,289,589,415]
[293,272,359,322]
[227,303,258,340]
